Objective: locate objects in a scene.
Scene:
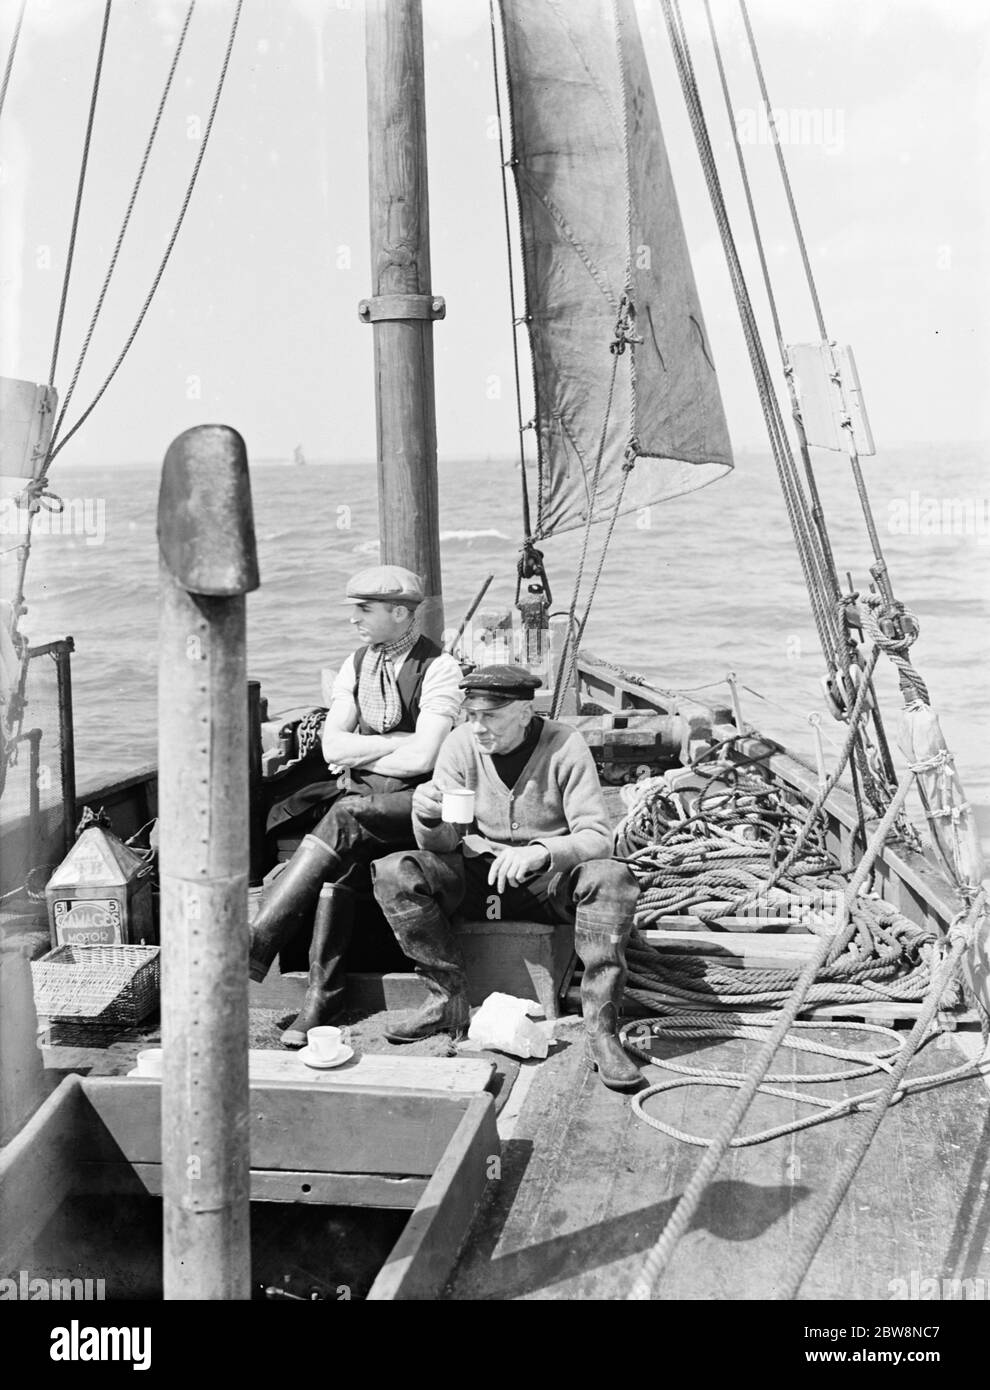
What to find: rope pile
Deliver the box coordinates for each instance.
[613,758,958,1017]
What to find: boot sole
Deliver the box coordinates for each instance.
[385,1024,468,1045]
[588,1058,642,1092]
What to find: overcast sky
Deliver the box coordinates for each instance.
[1,0,987,466]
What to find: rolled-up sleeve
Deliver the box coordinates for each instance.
[417,652,464,724]
[330,654,357,705]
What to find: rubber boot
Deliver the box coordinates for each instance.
[280,883,356,1048]
[248,835,341,983]
[384,908,470,1044]
[576,924,642,1092]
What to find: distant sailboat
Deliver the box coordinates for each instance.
[292,444,307,466]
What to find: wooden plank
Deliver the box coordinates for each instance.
[127,1047,494,1094]
[961,892,990,1032]
[74,763,159,808]
[801,1004,977,1025]
[246,1169,427,1208]
[798,1002,923,1023]
[642,930,819,969]
[249,969,430,1014]
[368,1092,498,1300]
[76,1160,427,1210]
[80,1077,469,1176]
[348,971,431,1012]
[649,915,812,933]
[0,1074,87,1270]
[0,947,47,1141]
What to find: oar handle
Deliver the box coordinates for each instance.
[446,572,495,653]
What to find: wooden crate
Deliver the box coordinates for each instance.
[0,1070,498,1301]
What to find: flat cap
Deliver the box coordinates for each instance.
[342,565,425,607]
[459,664,543,708]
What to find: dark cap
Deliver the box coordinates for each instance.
[459,664,543,709]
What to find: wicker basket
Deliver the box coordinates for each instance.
[32,944,161,1028]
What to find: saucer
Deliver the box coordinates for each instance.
[299,1043,354,1070]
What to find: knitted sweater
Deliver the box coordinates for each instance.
[414,719,612,874]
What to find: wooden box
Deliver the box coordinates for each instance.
[1,1071,498,1301]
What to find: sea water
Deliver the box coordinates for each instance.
[10,445,989,820]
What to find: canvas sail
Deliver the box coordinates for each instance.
[498,0,733,539]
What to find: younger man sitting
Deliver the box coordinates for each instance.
[250,565,461,1046]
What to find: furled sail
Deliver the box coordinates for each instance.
[498,0,733,539]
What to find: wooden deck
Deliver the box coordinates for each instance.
[446,1027,990,1301]
[5,672,988,1302]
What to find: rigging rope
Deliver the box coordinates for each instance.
[5,0,112,635]
[548,4,644,719]
[488,0,534,542]
[735,0,895,606]
[47,0,244,465]
[47,0,113,392]
[4,0,242,786]
[703,0,843,610]
[549,336,622,716]
[701,0,896,807]
[0,0,27,127]
[50,0,197,447]
[658,0,842,678]
[663,0,905,820]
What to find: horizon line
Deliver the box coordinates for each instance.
[39,439,990,468]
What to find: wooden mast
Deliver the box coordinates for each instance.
[362,0,445,644]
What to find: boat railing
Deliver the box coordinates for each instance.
[0,637,76,895]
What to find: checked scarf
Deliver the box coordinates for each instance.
[357,626,418,733]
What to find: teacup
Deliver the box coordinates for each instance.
[441,788,475,824]
[307,1025,344,1060]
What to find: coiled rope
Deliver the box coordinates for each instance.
[626,767,920,1300]
[617,647,881,934]
[625,1028,981,1151]
[774,888,988,1299]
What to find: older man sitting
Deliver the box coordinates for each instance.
[371,664,642,1091]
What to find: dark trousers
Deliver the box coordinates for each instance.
[371,850,639,935]
[304,790,418,892]
[273,790,417,970]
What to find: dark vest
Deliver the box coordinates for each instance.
[266,635,442,829]
[352,634,440,736]
[347,634,442,794]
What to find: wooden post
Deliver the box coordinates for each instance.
[362,0,444,644]
[247,679,266,886]
[0,945,46,1145]
[157,425,260,1301]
